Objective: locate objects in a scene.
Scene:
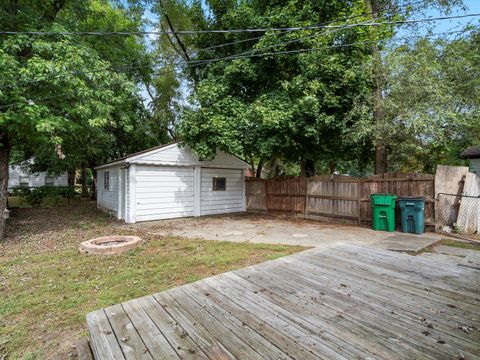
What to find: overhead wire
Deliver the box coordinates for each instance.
[186,29,472,68]
[0,13,478,36]
[0,13,395,90]
[0,28,471,110]
[1,10,477,90]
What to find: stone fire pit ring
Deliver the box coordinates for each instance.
[80,235,142,255]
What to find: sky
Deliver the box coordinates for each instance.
[137,0,480,106]
[395,0,480,37]
[139,0,480,64]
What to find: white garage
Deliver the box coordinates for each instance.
[95,143,249,223]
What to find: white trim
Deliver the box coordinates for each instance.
[128,165,137,223]
[95,160,126,171]
[117,169,123,220]
[130,162,248,169]
[242,168,246,211]
[194,166,201,217]
[127,143,179,163]
[95,143,250,170]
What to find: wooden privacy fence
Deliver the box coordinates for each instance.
[246,173,435,226]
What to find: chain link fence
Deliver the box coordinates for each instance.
[436,193,480,240]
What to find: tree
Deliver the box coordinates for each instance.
[175,0,375,177]
[0,0,153,237]
[360,0,465,173]
[380,29,480,172]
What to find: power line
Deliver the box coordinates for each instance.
[0,29,470,110]
[0,19,380,90]
[2,11,476,91]
[0,2,474,90]
[190,19,377,65]
[0,13,478,36]
[191,1,399,52]
[185,29,473,67]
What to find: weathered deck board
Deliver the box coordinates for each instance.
[86,245,480,359]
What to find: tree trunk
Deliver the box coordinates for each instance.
[300,159,315,177]
[67,169,75,187]
[268,156,280,178]
[328,161,336,175]
[0,138,11,239]
[90,167,97,200]
[365,0,388,174]
[81,165,88,198]
[256,160,264,178]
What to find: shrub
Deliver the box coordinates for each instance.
[9,186,77,207]
[10,186,31,198]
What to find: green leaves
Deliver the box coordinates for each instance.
[0,0,156,175]
[378,30,480,172]
[177,0,374,170]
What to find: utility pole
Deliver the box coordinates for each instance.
[365,0,388,174]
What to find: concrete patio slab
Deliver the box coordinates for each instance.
[124,213,445,251]
[371,233,440,253]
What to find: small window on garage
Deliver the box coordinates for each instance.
[44,176,54,186]
[104,171,110,191]
[212,177,226,191]
[19,176,29,187]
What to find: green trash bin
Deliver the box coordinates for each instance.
[398,196,425,235]
[370,193,397,232]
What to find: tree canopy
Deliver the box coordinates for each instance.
[0,0,478,237]
[173,0,379,176]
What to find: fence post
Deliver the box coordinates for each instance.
[304,177,308,219]
[357,179,361,225]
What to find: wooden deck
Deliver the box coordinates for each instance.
[86,245,480,359]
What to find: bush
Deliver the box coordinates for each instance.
[9,186,77,207]
[10,186,31,198]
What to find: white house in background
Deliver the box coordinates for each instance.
[8,166,68,190]
[95,142,249,223]
[460,146,480,176]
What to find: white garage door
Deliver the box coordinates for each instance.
[135,166,195,221]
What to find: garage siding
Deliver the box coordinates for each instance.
[97,167,119,214]
[135,166,195,221]
[200,168,244,216]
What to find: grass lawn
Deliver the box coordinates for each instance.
[0,202,305,359]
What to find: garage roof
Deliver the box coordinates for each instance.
[95,142,249,170]
[460,146,480,159]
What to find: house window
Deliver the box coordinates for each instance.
[44,176,54,186]
[19,176,29,187]
[212,177,226,191]
[104,171,110,191]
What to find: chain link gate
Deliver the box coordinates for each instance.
[436,193,480,240]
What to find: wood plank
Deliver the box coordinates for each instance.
[229,267,460,360]
[86,244,479,360]
[227,272,401,359]
[297,248,480,315]
[205,276,352,359]
[178,286,292,360]
[324,246,479,299]
[252,257,479,357]
[121,300,181,359]
[86,309,125,360]
[151,292,237,359]
[190,281,321,360]
[136,296,209,359]
[168,286,278,359]
[104,304,154,360]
